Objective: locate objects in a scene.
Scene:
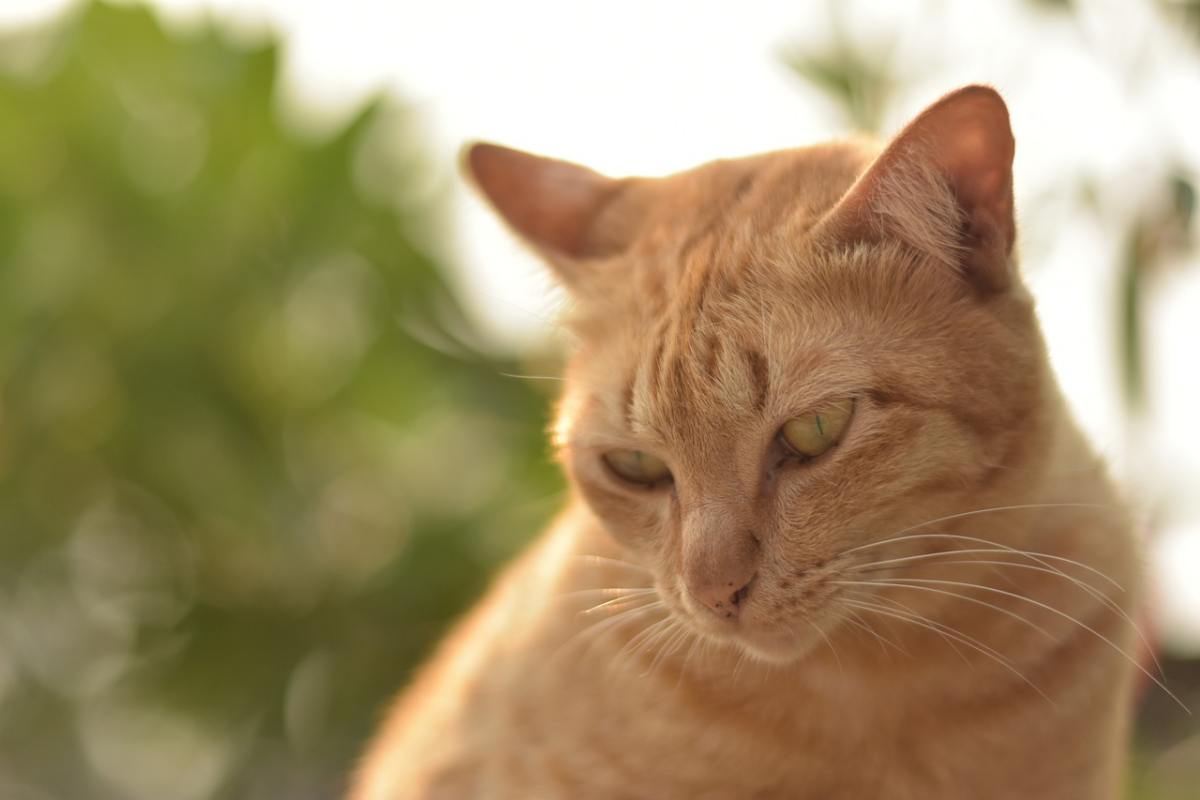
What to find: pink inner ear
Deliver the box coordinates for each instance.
[465,143,618,259]
[819,85,1017,291]
[933,92,1015,224]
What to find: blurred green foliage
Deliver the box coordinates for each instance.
[782,26,897,134]
[0,3,561,798]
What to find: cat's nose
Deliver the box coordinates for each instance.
[690,574,756,621]
[681,511,760,621]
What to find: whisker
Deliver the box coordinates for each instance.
[499,372,566,382]
[841,592,915,657]
[842,594,973,668]
[591,607,671,672]
[846,535,1123,592]
[676,632,704,689]
[732,648,748,683]
[550,599,665,664]
[572,554,651,572]
[854,555,1161,677]
[843,597,1054,706]
[560,586,656,600]
[836,578,1059,642]
[642,621,682,666]
[578,590,660,616]
[646,623,692,678]
[619,617,676,665]
[865,576,1189,714]
[808,618,843,671]
[839,605,908,658]
[845,503,1115,552]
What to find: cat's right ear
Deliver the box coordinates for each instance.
[463,143,640,286]
[815,85,1017,293]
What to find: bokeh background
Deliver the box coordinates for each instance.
[0,1,1197,798]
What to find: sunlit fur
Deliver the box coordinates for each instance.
[350,88,1144,799]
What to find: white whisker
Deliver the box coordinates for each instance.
[846,535,1122,591]
[646,623,691,677]
[560,586,656,600]
[676,632,704,689]
[620,617,676,665]
[845,503,1114,553]
[854,555,1161,677]
[862,576,1189,713]
[836,578,1059,642]
[842,594,973,668]
[499,372,566,382]
[577,590,660,616]
[732,648,748,683]
[808,618,843,671]
[843,597,1054,705]
[550,599,665,664]
[573,554,651,572]
[839,605,908,658]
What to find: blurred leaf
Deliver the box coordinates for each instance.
[1116,170,1197,414]
[1027,0,1075,11]
[1160,0,1200,45]
[1169,174,1195,241]
[781,6,897,134]
[1118,231,1147,412]
[0,3,561,798]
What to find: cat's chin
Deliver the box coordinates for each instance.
[733,630,822,665]
[691,623,822,666]
[670,593,828,665]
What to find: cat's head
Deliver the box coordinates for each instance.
[468,86,1053,662]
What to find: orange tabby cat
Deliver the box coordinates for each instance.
[350,86,1154,799]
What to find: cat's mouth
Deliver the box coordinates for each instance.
[670,575,846,663]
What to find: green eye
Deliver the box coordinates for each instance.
[781,399,854,459]
[602,449,672,486]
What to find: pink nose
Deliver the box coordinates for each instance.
[681,513,760,621]
[689,573,756,621]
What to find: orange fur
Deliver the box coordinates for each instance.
[349,86,1140,799]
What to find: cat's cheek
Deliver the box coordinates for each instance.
[573,474,667,551]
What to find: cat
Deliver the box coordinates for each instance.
[348,85,1156,799]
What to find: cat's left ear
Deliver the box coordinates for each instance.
[463,143,641,287]
[819,85,1016,292]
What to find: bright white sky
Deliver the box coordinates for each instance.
[4,0,1200,650]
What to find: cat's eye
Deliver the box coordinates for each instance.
[602,449,672,487]
[780,399,855,459]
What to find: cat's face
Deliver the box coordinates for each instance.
[470,86,1050,662]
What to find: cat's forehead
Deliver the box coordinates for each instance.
[572,142,890,444]
[594,282,839,459]
[626,311,775,439]
[611,142,876,316]
[653,143,873,249]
